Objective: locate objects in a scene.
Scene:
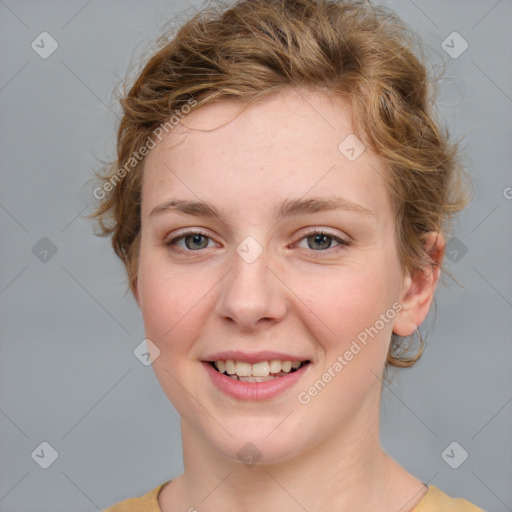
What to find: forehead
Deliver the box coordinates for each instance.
[152,88,356,159]
[141,87,391,224]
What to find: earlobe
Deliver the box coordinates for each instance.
[393,232,445,337]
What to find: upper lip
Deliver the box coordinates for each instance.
[203,351,310,364]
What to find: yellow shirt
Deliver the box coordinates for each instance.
[102,481,486,511]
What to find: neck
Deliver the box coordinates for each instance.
[161,390,426,512]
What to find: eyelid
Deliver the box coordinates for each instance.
[170,227,212,239]
[164,228,217,250]
[292,228,350,252]
[295,226,349,240]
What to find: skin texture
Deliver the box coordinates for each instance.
[134,87,444,511]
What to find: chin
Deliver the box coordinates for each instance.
[201,420,311,467]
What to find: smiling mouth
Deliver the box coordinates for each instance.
[206,360,311,382]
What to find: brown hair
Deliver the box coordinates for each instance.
[88,0,471,368]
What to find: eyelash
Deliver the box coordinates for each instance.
[164,228,350,256]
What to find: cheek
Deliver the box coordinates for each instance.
[290,263,396,348]
[137,259,211,412]
[137,253,209,352]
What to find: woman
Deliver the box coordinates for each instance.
[91,0,484,510]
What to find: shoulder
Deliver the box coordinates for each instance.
[412,485,486,511]
[102,481,170,512]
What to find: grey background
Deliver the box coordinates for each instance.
[0,0,511,510]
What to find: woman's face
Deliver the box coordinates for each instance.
[136,88,422,465]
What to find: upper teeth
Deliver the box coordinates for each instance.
[215,360,302,377]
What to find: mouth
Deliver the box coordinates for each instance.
[204,359,311,383]
[201,351,313,400]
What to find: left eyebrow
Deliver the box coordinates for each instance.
[149,196,374,223]
[276,197,374,219]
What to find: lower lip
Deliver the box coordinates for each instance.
[202,362,310,401]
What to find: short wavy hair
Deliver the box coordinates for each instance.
[88,0,471,368]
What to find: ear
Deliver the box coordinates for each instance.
[393,232,445,337]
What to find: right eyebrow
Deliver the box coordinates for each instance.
[149,199,228,223]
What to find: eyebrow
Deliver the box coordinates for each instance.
[149,196,374,223]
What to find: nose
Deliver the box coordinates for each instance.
[215,245,287,332]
